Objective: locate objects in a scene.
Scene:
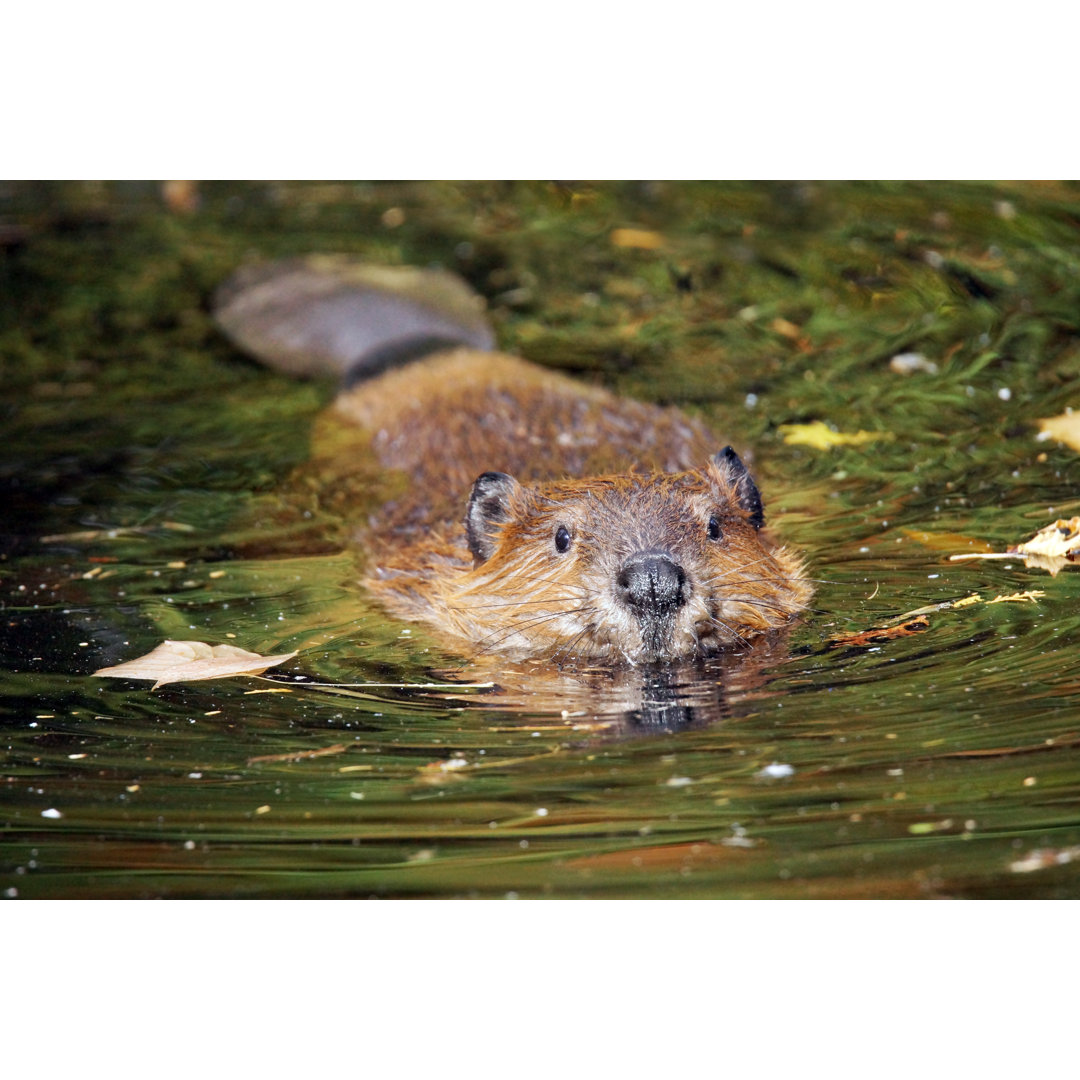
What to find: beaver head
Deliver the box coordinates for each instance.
[441,447,809,664]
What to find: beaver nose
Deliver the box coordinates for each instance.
[616,552,687,613]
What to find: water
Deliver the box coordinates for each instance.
[3,180,1080,897]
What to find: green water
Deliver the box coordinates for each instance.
[3,180,1080,897]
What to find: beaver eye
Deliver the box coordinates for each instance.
[554,525,572,553]
[707,515,723,541]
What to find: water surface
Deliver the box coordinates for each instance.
[3,181,1080,897]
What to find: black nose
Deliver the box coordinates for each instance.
[616,552,687,613]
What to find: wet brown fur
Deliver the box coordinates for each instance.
[335,348,812,663]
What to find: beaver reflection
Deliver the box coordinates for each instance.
[449,630,796,735]
[626,667,704,730]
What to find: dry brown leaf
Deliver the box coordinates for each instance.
[93,640,298,689]
[950,517,1080,576]
[1011,518,1080,557]
[829,615,930,648]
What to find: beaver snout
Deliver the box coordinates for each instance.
[616,552,688,614]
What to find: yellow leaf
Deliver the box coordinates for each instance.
[1037,412,1080,452]
[93,640,298,689]
[1011,517,1080,558]
[778,421,891,450]
[950,518,1080,576]
[951,594,983,609]
[610,227,664,250]
[771,317,802,340]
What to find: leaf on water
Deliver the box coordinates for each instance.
[829,615,930,648]
[1010,518,1080,558]
[778,421,892,450]
[949,517,1080,576]
[1037,411,1080,452]
[92,640,298,689]
[610,227,665,250]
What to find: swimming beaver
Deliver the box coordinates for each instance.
[215,257,811,665]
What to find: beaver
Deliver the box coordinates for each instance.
[214,257,811,665]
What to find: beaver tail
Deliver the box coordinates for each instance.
[213,255,494,384]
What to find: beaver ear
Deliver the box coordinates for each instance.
[709,447,764,530]
[466,471,521,562]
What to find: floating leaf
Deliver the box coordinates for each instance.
[610,227,664,250]
[1010,518,1080,558]
[950,518,1080,576]
[93,640,298,689]
[829,615,930,648]
[778,421,891,450]
[1037,411,1080,453]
